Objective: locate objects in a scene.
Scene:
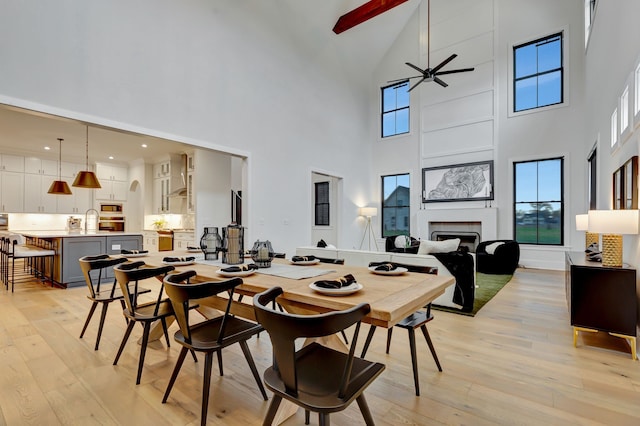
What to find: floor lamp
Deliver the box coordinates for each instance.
[358,207,379,251]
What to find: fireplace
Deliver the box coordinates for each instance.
[429,221,482,252]
[417,208,498,250]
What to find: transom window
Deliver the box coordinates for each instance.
[381,82,409,138]
[513,32,564,112]
[621,87,629,133]
[513,158,564,245]
[381,174,410,237]
[314,182,330,226]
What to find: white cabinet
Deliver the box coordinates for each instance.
[1,154,25,173]
[143,231,158,252]
[153,161,171,178]
[25,157,57,176]
[174,231,195,249]
[57,161,93,213]
[0,171,24,212]
[153,177,170,213]
[187,171,194,213]
[24,173,57,213]
[95,163,128,201]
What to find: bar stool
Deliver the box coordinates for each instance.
[8,236,56,292]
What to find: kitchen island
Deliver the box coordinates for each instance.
[17,231,143,288]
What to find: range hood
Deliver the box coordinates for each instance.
[168,187,187,197]
[167,153,187,198]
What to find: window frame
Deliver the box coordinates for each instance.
[587,145,597,210]
[381,173,410,238]
[611,108,618,148]
[620,86,629,134]
[513,157,565,246]
[314,181,330,226]
[509,29,568,117]
[380,81,410,139]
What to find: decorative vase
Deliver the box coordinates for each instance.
[200,227,222,260]
[222,225,244,265]
[251,240,274,268]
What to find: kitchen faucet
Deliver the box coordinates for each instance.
[85,208,99,233]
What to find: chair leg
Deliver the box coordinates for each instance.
[94,301,111,350]
[136,322,151,384]
[360,325,377,358]
[340,330,349,345]
[356,394,375,426]
[162,346,189,403]
[190,349,198,362]
[216,350,224,376]
[262,395,282,426]
[161,317,171,347]
[407,328,420,396]
[305,410,310,425]
[201,352,215,426]
[113,320,135,366]
[386,328,393,354]
[420,324,442,372]
[239,340,268,400]
[79,301,99,338]
[319,413,330,426]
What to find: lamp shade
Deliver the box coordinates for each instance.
[588,210,639,235]
[72,170,102,188]
[575,214,589,231]
[48,180,72,195]
[359,207,378,217]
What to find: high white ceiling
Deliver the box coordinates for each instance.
[0,1,419,166]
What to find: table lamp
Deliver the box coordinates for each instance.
[575,213,598,250]
[587,210,639,267]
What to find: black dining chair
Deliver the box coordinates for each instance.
[78,254,151,350]
[360,262,442,396]
[253,286,385,426]
[162,271,267,426]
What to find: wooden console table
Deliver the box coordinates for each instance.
[565,251,637,360]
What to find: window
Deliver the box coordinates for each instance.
[611,108,618,147]
[314,181,330,226]
[513,32,563,112]
[381,82,409,138]
[584,0,597,47]
[382,174,410,237]
[635,63,640,115]
[513,158,564,245]
[587,146,597,210]
[621,87,629,132]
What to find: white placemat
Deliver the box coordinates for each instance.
[257,264,336,280]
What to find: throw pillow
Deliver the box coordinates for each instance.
[484,241,504,255]
[418,238,460,254]
[394,235,411,249]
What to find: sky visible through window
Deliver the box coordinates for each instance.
[514,33,562,112]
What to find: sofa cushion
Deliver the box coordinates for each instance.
[394,235,411,249]
[484,241,504,255]
[418,238,460,255]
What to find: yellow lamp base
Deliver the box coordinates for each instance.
[585,232,599,249]
[601,234,623,267]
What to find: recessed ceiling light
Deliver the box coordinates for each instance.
[108,156,114,160]
[141,144,148,148]
[44,146,51,150]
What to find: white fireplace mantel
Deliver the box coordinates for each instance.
[416,207,498,242]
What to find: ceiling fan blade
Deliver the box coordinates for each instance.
[433,76,448,88]
[430,54,457,74]
[405,62,427,75]
[387,75,422,83]
[408,77,427,92]
[436,67,475,75]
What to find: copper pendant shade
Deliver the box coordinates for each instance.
[72,126,102,189]
[48,138,73,195]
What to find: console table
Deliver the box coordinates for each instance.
[565,251,637,359]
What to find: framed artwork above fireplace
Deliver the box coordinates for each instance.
[422,160,494,203]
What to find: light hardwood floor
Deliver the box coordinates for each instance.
[1,266,639,425]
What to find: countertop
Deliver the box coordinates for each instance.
[15,230,145,238]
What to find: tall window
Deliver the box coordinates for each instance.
[621,87,629,133]
[635,63,640,115]
[588,147,597,210]
[314,181,330,226]
[611,108,618,147]
[381,82,409,138]
[382,174,410,237]
[513,32,563,112]
[514,158,564,245]
[584,0,597,47]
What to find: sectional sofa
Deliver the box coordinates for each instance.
[295,246,476,309]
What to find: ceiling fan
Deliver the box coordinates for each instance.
[389,0,474,91]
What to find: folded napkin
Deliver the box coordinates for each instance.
[121,249,148,254]
[314,274,356,289]
[221,264,258,273]
[187,246,200,250]
[368,261,397,271]
[163,256,195,263]
[291,255,317,262]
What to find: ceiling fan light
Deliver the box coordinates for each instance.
[48,180,73,195]
[72,170,102,188]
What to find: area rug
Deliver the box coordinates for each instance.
[432,272,513,317]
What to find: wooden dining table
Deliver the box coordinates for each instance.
[138,251,454,423]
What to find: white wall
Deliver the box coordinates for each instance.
[0,0,372,257]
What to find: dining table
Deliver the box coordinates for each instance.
[134,251,454,423]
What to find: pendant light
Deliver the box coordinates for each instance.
[47,138,73,195]
[72,126,102,188]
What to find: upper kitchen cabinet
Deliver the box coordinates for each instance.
[24,173,57,213]
[153,154,187,214]
[0,154,24,211]
[95,163,128,201]
[25,157,57,176]
[59,161,93,213]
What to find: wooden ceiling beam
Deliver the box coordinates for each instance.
[332,0,410,34]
